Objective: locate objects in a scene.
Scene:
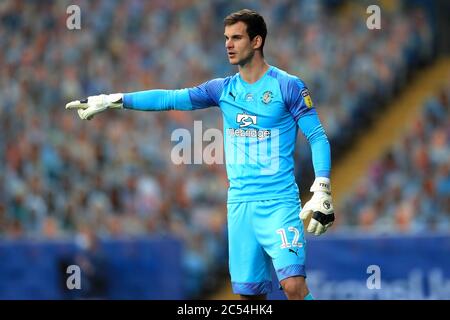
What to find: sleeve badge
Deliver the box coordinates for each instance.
[301,88,313,108]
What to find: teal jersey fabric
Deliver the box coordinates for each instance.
[124,66,331,203]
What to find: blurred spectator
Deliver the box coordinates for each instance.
[74,228,109,299]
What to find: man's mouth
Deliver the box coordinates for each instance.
[228,52,236,57]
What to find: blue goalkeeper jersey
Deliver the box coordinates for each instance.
[123,66,331,203]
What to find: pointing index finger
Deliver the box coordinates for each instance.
[65,98,88,109]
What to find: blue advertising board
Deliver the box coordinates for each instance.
[269,233,450,300]
[0,236,184,299]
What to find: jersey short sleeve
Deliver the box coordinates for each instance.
[188,78,226,109]
[280,76,316,122]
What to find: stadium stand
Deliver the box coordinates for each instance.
[339,80,450,233]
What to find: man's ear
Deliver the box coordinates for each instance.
[252,35,263,50]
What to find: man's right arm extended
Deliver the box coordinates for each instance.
[65,79,225,120]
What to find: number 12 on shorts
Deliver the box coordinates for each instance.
[276,227,303,248]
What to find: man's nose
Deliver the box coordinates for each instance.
[226,40,233,49]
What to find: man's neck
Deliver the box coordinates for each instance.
[238,55,270,84]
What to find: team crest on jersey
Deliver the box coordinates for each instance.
[261,91,273,104]
[301,88,313,108]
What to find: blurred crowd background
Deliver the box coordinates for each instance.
[0,0,449,299]
[341,85,450,233]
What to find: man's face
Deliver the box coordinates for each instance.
[224,22,255,66]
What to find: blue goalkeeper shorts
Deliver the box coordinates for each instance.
[227,198,306,295]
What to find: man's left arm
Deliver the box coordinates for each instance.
[283,77,335,235]
[297,111,335,235]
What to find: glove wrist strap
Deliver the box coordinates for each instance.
[108,93,124,109]
[310,177,331,193]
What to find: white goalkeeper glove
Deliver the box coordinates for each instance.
[300,177,335,236]
[65,93,123,120]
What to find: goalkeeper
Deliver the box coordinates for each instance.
[66,9,334,300]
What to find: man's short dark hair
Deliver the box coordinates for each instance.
[224,9,267,56]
